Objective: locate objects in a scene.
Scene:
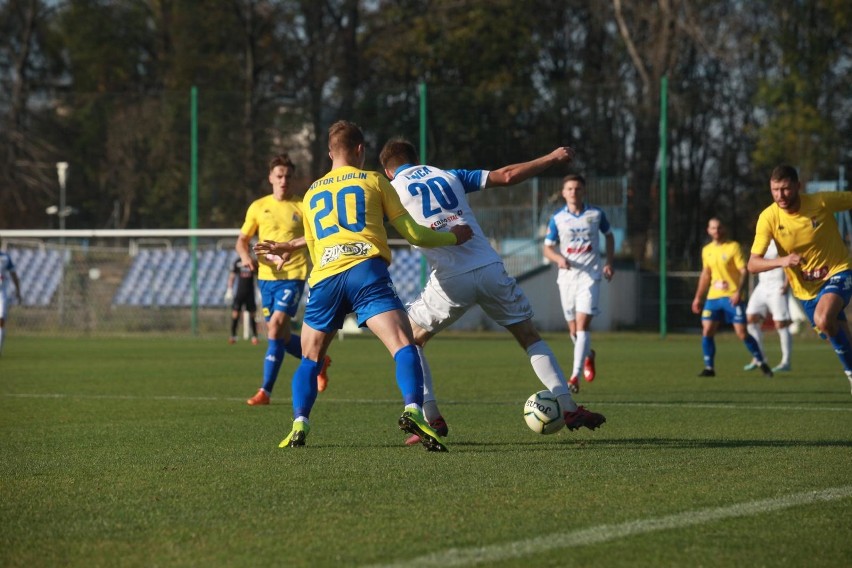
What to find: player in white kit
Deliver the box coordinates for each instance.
[743,240,793,372]
[543,174,614,393]
[0,249,23,356]
[379,138,606,444]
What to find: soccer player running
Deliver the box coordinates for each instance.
[225,256,259,345]
[691,218,773,377]
[0,248,23,356]
[378,138,606,446]
[542,174,615,394]
[257,121,473,451]
[748,164,852,394]
[743,239,793,372]
[236,154,331,406]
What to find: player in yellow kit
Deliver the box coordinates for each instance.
[236,154,330,406]
[255,120,472,451]
[691,218,772,377]
[749,164,852,394]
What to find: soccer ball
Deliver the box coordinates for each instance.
[523,390,564,435]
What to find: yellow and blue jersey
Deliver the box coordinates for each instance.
[303,165,408,286]
[240,194,309,281]
[702,240,746,300]
[752,192,852,300]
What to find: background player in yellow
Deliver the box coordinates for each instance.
[692,218,772,377]
[749,164,852,394]
[236,154,330,406]
[256,120,472,451]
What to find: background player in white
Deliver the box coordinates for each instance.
[0,248,23,356]
[379,138,606,445]
[743,239,793,372]
[542,174,614,393]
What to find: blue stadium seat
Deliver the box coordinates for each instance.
[111,246,423,308]
[7,248,63,306]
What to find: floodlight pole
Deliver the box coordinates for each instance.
[57,162,69,245]
[190,86,199,336]
[56,162,69,325]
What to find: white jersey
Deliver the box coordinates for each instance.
[544,204,612,280]
[756,240,785,288]
[389,164,502,279]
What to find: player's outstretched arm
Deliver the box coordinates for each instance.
[253,238,306,270]
[747,252,799,274]
[390,213,472,247]
[486,146,575,188]
[253,237,306,257]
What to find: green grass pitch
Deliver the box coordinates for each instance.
[1,331,850,567]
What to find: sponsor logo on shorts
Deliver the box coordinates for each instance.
[320,242,373,267]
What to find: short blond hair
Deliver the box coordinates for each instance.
[328,120,364,155]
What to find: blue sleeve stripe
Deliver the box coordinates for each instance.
[448,169,486,194]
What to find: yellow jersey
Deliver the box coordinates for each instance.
[303,166,408,286]
[752,192,852,300]
[702,240,746,300]
[239,194,309,281]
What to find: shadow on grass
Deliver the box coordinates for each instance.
[443,437,852,451]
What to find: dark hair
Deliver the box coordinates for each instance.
[562,173,586,187]
[269,153,295,172]
[770,164,798,183]
[379,137,418,170]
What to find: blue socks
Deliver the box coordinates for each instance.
[828,327,852,372]
[292,357,321,419]
[394,345,424,406]
[262,338,287,393]
[702,336,715,369]
[743,334,766,364]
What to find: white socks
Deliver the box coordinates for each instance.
[572,331,590,378]
[778,326,792,366]
[527,340,577,412]
[749,322,793,367]
[416,346,441,422]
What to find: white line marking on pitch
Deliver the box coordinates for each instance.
[2,393,851,412]
[366,486,852,568]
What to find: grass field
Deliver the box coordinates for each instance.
[1,331,851,567]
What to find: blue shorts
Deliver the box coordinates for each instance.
[258,279,305,320]
[304,258,404,333]
[702,297,746,324]
[798,269,852,326]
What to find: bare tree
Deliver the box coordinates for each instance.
[0,0,60,228]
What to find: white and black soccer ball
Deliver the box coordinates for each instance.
[523,390,564,435]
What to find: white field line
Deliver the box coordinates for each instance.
[2,392,852,412]
[366,486,852,568]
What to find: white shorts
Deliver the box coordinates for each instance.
[0,293,7,319]
[746,282,791,321]
[407,262,533,333]
[556,268,600,321]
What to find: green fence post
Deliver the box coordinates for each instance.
[190,86,199,336]
[659,76,668,338]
